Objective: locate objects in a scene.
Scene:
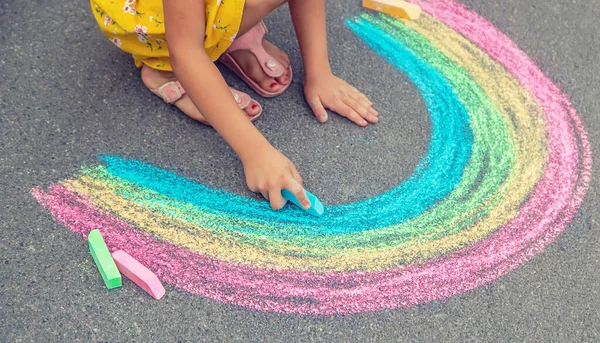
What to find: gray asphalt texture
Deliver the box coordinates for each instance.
[1,0,599,341]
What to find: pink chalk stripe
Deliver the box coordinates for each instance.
[32,147,588,316]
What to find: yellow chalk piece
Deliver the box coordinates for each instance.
[362,0,422,20]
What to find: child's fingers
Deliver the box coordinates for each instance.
[347,86,378,117]
[333,100,368,126]
[259,189,270,201]
[350,86,373,106]
[348,89,374,112]
[307,96,328,123]
[343,96,378,123]
[289,165,304,188]
[358,95,377,116]
[285,178,310,209]
[268,187,287,210]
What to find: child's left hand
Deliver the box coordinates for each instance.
[304,72,378,126]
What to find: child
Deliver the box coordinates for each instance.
[91,0,378,210]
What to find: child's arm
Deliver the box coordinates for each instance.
[289,0,379,126]
[163,0,310,210]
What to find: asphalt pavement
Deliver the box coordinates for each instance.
[1,0,599,341]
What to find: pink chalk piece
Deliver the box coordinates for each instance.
[111,250,165,300]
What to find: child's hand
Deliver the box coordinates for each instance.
[241,144,310,210]
[304,72,378,126]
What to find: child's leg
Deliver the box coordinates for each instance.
[140,0,292,122]
[91,0,290,123]
[238,0,289,35]
[140,66,262,124]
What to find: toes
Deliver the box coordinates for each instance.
[247,67,281,92]
[244,101,262,118]
[230,43,291,93]
[276,69,291,85]
[267,80,282,92]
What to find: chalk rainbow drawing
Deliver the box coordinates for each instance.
[32,0,592,315]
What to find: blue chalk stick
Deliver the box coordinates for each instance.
[281,189,324,217]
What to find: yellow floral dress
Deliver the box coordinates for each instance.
[90,0,245,71]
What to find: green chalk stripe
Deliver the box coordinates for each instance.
[88,229,122,289]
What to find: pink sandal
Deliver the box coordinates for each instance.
[219,21,293,98]
[149,81,262,125]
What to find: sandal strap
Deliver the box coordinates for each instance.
[151,81,186,103]
[151,81,254,110]
[224,22,285,78]
[230,88,252,109]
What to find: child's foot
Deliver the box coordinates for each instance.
[220,22,292,98]
[228,40,291,94]
[141,65,262,125]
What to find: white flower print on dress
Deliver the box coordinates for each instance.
[111,37,122,47]
[123,0,137,15]
[134,25,148,34]
[216,0,222,5]
[230,33,237,42]
[149,16,153,22]
[103,15,111,27]
[123,4,134,14]
[134,25,150,43]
